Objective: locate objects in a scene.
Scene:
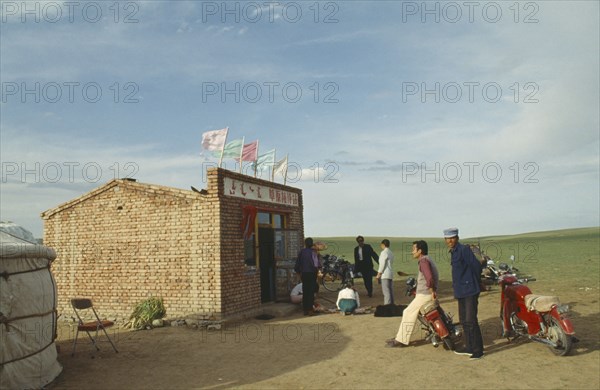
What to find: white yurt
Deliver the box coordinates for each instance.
[0,222,62,389]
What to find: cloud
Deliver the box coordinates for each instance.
[290,29,380,46]
[1,1,597,239]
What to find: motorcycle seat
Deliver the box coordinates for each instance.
[525,294,560,312]
[419,300,439,315]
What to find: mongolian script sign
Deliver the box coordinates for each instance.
[223,177,299,207]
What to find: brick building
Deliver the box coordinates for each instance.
[41,168,304,321]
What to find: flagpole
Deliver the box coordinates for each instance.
[238,136,245,173]
[218,127,229,168]
[271,149,277,182]
[254,140,259,178]
[283,154,289,186]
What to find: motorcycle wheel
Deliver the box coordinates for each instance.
[442,337,454,351]
[548,317,573,356]
[321,270,344,292]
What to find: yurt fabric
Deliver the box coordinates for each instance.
[0,222,36,244]
[0,228,62,389]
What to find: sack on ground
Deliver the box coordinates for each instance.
[374,304,407,317]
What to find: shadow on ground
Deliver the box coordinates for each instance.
[49,313,349,389]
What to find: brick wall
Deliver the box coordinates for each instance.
[43,179,220,321]
[212,168,303,316]
[42,168,303,321]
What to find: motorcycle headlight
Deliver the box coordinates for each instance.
[453,324,463,337]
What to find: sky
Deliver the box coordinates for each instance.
[1,0,599,239]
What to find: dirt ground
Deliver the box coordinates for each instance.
[48,279,600,390]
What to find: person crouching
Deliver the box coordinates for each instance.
[336,282,361,315]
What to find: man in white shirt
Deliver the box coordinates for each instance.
[376,239,394,305]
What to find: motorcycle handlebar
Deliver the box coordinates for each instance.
[519,277,536,283]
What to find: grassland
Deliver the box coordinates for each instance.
[316,226,600,290]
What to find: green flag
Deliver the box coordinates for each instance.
[214,138,243,158]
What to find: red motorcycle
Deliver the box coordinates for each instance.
[499,274,576,356]
[405,277,462,350]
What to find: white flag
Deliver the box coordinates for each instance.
[273,155,288,180]
[201,128,228,151]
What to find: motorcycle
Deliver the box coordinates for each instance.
[472,242,519,290]
[320,254,354,292]
[481,257,519,290]
[499,274,576,356]
[405,277,462,350]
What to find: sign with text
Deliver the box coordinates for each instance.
[224,177,299,207]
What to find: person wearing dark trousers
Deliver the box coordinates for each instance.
[354,235,379,297]
[444,227,485,360]
[295,237,320,316]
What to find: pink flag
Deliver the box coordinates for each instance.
[201,128,228,151]
[240,140,258,162]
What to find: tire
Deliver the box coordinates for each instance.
[344,270,354,287]
[443,337,454,351]
[548,317,573,356]
[322,270,344,292]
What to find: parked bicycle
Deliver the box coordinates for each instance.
[320,254,354,292]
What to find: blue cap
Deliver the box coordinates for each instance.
[443,227,459,238]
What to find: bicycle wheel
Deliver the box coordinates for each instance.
[322,270,344,292]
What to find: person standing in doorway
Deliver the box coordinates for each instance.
[376,239,394,305]
[353,235,379,297]
[444,227,485,360]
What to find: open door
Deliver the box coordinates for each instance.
[258,227,275,303]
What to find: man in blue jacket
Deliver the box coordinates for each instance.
[295,237,321,316]
[444,227,484,360]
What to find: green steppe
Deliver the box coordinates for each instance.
[316,226,600,291]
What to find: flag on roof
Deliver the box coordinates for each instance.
[253,149,275,172]
[239,140,259,162]
[272,154,288,183]
[217,138,244,159]
[201,128,228,151]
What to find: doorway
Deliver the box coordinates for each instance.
[258,227,275,303]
